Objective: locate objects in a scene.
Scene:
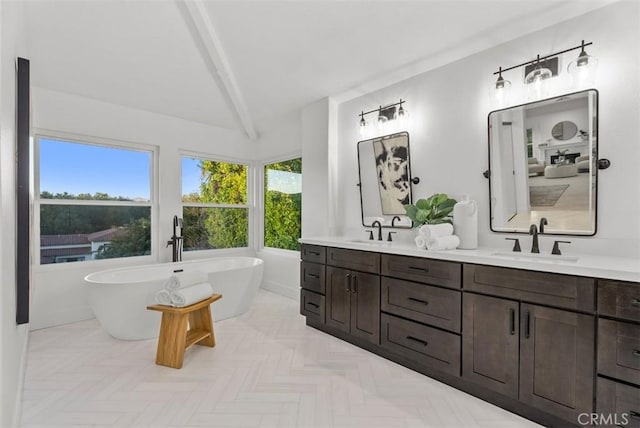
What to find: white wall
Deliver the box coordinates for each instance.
[0,2,29,426]
[333,2,640,257]
[30,87,257,330]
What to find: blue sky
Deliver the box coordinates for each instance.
[39,139,301,200]
[39,138,151,200]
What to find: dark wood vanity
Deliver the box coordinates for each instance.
[299,244,640,428]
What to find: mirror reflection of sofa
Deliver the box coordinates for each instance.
[575,155,590,172]
[528,157,545,176]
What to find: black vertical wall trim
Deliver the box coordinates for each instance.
[16,57,30,325]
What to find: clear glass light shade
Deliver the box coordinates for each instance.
[492,77,511,108]
[525,66,552,100]
[359,119,368,137]
[568,54,598,89]
[377,114,388,132]
[396,106,409,129]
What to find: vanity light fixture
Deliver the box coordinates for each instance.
[525,55,552,100]
[492,66,512,108]
[491,40,597,105]
[568,40,598,89]
[358,99,408,137]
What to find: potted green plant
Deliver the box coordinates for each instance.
[404,193,457,227]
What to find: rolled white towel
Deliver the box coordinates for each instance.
[426,235,460,251]
[169,282,214,307]
[155,290,172,306]
[418,223,453,239]
[414,235,427,250]
[164,271,208,291]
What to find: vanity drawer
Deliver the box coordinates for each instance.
[301,244,326,264]
[597,377,640,428]
[300,262,325,294]
[300,289,325,324]
[327,247,380,274]
[598,318,640,385]
[599,280,640,322]
[380,313,461,377]
[381,254,461,289]
[463,264,595,312]
[381,277,461,332]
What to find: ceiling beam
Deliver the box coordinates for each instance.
[181,0,258,140]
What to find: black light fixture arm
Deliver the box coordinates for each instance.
[358,99,406,118]
[493,41,593,75]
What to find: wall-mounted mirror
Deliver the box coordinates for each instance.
[488,89,598,235]
[357,132,414,228]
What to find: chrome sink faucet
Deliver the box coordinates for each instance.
[371,220,383,241]
[529,224,540,253]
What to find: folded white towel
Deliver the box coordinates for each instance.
[414,235,427,250]
[169,282,214,307]
[426,235,460,251]
[164,271,208,292]
[155,290,172,305]
[418,223,453,239]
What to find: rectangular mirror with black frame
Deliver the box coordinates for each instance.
[488,89,598,236]
[357,132,414,229]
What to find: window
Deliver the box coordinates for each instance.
[37,136,153,265]
[526,128,534,158]
[264,158,302,251]
[181,157,249,250]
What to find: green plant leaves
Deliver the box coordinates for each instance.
[403,193,457,227]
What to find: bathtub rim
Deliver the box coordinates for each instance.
[84,256,263,285]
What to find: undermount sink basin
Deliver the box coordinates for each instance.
[490,252,579,263]
[349,239,392,246]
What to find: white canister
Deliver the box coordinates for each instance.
[453,194,478,249]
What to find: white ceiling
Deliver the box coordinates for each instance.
[24,0,613,138]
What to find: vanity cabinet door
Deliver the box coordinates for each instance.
[462,293,519,399]
[349,271,380,344]
[325,266,351,334]
[519,304,595,422]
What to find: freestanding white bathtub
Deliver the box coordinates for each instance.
[84,257,264,340]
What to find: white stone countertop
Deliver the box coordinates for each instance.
[300,236,640,283]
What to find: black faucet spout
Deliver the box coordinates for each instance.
[168,215,184,262]
[391,216,401,227]
[539,217,548,234]
[371,220,383,241]
[529,224,540,253]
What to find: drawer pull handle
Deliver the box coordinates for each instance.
[406,336,428,346]
[408,266,430,273]
[308,251,320,256]
[306,302,319,309]
[632,349,640,357]
[307,273,319,279]
[630,411,640,421]
[632,299,640,307]
[407,297,429,306]
[509,308,515,336]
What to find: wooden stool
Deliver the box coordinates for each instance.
[147,294,222,369]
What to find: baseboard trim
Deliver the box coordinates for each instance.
[260,280,299,301]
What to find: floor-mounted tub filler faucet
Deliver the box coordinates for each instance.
[167,215,183,262]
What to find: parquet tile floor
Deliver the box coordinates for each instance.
[21,290,540,428]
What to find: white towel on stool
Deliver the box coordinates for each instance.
[169,282,214,307]
[426,235,460,251]
[418,223,453,239]
[163,271,208,291]
[155,290,172,305]
[414,235,427,250]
